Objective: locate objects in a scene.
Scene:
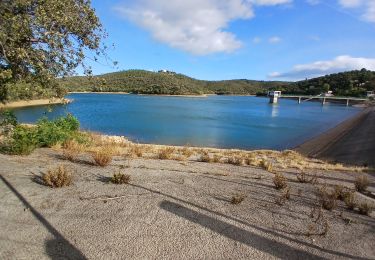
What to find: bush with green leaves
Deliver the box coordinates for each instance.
[0,112,86,155]
[36,114,80,147]
[0,110,18,127]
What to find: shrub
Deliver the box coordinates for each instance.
[317,186,337,211]
[92,146,113,166]
[181,147,193,157]
[62,139,83,161]
[227,156,244,166]
[358,203,373,215]
[1,114,83,155]
[0,125,38,155]
[344,191,356,210]
[212,155,221,163]
[0,110,17,126]
[129,145,143,158]
[231,193,245,204]
[42,165,72,188]
[273,172,287,190]
[199,154,212,163]
[260,159,273,172]
[158,147,175,160]
[111,171,130,184]
[333,185,351,201]
[296,172,317,184]
[354,175,369,192]
[36,114,79,147]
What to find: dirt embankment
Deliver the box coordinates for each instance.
[0,98,71,109]
[296,107,375,167]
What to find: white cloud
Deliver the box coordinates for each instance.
[268,55,375,80]
[306,0,320,5]
[338,0,375,23]
[252,37,262,43]
[269,36,282,43]
[339,0,362,8]
[115,0,291,55]
[250,0,292,5]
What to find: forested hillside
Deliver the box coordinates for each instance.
[60,69,289,95]
[286,69,375,97]
[60,69,375,97]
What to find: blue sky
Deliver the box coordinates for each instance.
[86,0,375,81]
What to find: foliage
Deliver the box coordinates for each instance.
[61,69,375,97]
[0,0,107,102]
[0,114,83,155]
[0,110,17,126]
[288,69,375,97]
[1,125,38,155]
[60,69,290,95]
[36,114,80,147]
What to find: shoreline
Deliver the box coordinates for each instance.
[0,98,71,109]
[295,106,375,167]
[68,91,130,95]
[68,92,212,97]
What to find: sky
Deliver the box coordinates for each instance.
[86,0,375,81]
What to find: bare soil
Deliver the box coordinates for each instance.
[0,148,374,260]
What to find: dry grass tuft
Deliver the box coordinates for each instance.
[231,193,246,204]
[199,153,213,163]
[212,155,222,163]
[158,147,175,160]
[129,145,143,158]
[62,139,83,162]
[273,172,287,190]
[92,146,114,167]
[42,165,72,188]
[343,191,356,210]
[358,203,373,215]
[354,175,369,192]
[181,146,193,157]
[111,171,130,184]
[296,171,317,184]
[260,159,274,172]
[317,186,337,211]
[227,156,244,166]
[333,185,351,201]
[275,187,291,205]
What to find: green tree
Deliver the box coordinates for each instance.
[0,0,107,101]
[322,83,330,93]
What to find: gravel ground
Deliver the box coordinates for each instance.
[0,148,374,260]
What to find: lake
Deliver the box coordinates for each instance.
[11,93,361,150]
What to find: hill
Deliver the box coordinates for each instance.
[287,69,375,97]
[59,69,290,95]
[60,69,375,97]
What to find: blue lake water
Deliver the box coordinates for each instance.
[11,93,361,150]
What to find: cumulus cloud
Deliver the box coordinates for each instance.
[115,0,291,55]
[306,0,320,5]
[338,0,375,23]
[269,36,282,43]
[268,55,375,80]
